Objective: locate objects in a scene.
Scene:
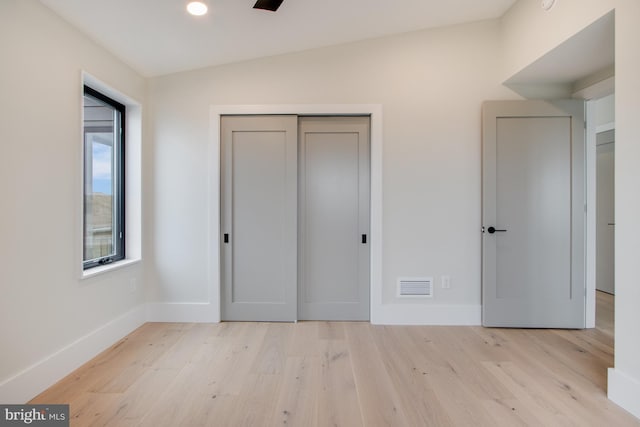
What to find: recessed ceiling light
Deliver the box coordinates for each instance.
[187,1,208,16]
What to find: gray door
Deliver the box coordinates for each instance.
[298,117,370,320]
[220,115,298,321]
[482,100,585,328]
[596,130,615,294]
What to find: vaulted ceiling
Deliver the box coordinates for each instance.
[39,0,516,77]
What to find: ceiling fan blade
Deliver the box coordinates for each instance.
[253,0,284,12]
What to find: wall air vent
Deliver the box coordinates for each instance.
[397,277,433,298]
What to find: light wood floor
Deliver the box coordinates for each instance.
[31,296,637,426]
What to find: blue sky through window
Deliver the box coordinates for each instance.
[92,139,113,195]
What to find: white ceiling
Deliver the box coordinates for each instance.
[39,0,516,77]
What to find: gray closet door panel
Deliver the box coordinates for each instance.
[304,133,361,303]
[299,116,370,321]
[221,115,297,322]
[232,131,288,303]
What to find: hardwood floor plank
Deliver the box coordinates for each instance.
[317,321,346,340]
[434,327,514,400]
[65,392,123,426]
[481,398,543,427]
[524,329,608,388]
[550,329,613,364]
[369,326,455,426]
[250,323,293,375]
[141,365,242,426]
[345,323,409,427]
[226,374,281,427]
[211,322,269,395]
[152,323,212,370]
[100,367,181,427]
[287,321,320,356]
[317,337,363,427]
[424,367,501,426]
[272,356,319,426]
[482,360,588,426]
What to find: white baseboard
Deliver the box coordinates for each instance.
[608,368,640,419]
[145,301,480,326]
[0,306,146,404]
[371,303,482,325]
[146,302,219,323]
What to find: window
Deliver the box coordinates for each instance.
[83,85,125,269]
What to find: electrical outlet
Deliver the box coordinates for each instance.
[441,275,451,289]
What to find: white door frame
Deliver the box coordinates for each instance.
[578,82,614,328]
[208,104,383,322]
[585,99,597,328]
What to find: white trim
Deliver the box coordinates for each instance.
[373,304,481,326]
[571,79,614,330]
[146,303,217,323]
[209,104,384,324]
[80,258,141,280]
[79,71,143,279]
[0,306,146,404]
[585,100,597,328]
[608,368,640,419]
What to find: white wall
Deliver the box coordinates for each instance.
[0,0,147,402]
[502,0,640,418]
[148,19,517,323]
[596,94,615,128]
[500,0,616,82]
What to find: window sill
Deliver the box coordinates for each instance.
[81,258,141,280]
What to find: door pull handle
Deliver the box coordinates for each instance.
[487,226,507,234]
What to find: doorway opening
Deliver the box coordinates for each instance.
[590,94,615,337]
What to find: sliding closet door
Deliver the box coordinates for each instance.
[298,116,370,320]
[220,115,298,321]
